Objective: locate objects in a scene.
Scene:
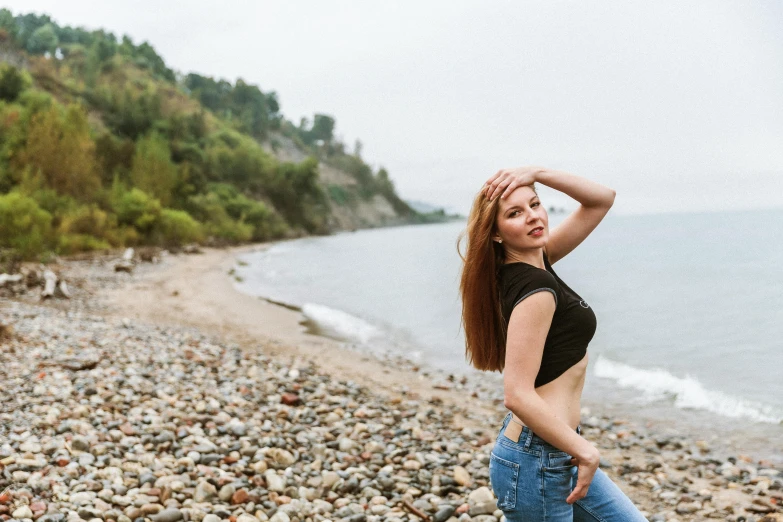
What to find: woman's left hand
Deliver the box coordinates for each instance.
[483,166,546,201]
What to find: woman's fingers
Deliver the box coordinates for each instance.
[486,172,511,200]
[485,168,530,200]
[483,170,508,197]
[483,170,503,189]
[566,465,596,504]
[566,477,591,504]
[500,179,519,200]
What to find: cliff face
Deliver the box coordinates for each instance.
[261,132,411,232]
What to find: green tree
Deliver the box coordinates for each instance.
[133,41,175,82]
[311,114,335,143]
[130,132,178,207]
[99,86,163,139]
[26,23,59,55]
[94,133,135,186]
[268,157,329,233]
[85,32,118,80]
[0,8,18,43]
[15,104,101,201]
[0,64,30,102]
[55,25,93,46]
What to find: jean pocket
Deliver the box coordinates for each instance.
[489,452,519,510]
[544,451,576,472]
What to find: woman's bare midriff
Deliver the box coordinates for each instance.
[511,352,589,430]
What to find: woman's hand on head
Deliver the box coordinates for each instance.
[484,166,547,201]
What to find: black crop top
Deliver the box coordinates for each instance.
[497,251,597,387]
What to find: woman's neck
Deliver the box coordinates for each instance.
[504,248,545,270]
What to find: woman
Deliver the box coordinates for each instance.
[459,166,648,521]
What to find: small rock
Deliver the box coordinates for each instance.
[453,466,471,486]
[468,487,495,504]
[71,435,91,452]
[231,489,249,505]
[265,470,285,492]
[193,481,217,503]
[150,509,183,522]
[268,512,290,522]
[13,506,34,519]
[218,484,235,502]
[433,506,456,522]
[675,501,701,514]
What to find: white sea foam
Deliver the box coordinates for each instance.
[593,355,783,424]
[301,303,382,344]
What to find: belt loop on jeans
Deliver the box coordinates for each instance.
[523,425,533,450]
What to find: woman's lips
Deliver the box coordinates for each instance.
[529,227,544,236]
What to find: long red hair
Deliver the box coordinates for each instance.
[458,184,540,371]
[457,188,507,372]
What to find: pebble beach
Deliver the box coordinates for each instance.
[1,245,782,522]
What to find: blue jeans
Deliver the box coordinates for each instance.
[489,412,649,521]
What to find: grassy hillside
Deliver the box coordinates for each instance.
[0,9,451,262]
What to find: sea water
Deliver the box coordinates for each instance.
[233,207,783,462]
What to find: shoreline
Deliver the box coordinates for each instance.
[1,242,781,521]
[218,240,783,469]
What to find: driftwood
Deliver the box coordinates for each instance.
[1,267,44,297]
[114,262,134,273]
[38,269,71,299]
[41,269,57,299]
[0,273,23,286]
[38,358,100,371]
[115,247,136,272]
[401,498,430,521]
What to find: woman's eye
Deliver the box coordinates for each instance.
[532,202,540,207]
[510,211,519,217]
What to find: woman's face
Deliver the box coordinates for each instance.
[493,186,549,251]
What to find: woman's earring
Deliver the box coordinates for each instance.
[495,239,502,244]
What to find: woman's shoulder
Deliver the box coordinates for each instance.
[498,262,559,289]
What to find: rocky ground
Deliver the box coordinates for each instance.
[1,250,781,522]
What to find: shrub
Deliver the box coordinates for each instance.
[56,233,111,255]
[0,64,31,102]
[327,184,355,207]
[205,216,253,243]
[198,183,288,240]
[185,192,252,243]
[112,186,161,234]
[0,191,53,259]
[57,203,115,238]
[155,208,204,246]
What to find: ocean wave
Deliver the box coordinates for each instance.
[593,355,783,424]
[301,303,382,344]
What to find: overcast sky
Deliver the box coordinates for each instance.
[5,1,783,215]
